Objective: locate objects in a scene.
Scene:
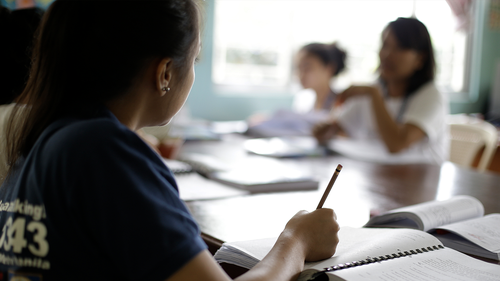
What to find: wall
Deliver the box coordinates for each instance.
[450,0,500,115]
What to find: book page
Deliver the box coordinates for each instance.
[434,213,500,253]
[369,196,484,231]
[303,227,443,271]
[214,237,277,269]
[216,227,442,272]
[330,248,500,281]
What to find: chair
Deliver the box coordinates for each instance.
[448,115,499,172]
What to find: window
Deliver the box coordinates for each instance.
[212,0,469,95]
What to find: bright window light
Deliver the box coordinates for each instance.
[213,0,468,94]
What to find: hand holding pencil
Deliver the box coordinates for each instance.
[278,164,342,262]
[284,208,340,261]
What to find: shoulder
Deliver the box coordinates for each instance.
[403,82,448,135]
[56,117,132,141]
[410,82,444,103]
[32,114,178,198]
[416,81,439,93]
[37,116,165,179]
[405,82,447,115]
[46,117,144,154]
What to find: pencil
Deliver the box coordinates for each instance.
[316,164,343,209]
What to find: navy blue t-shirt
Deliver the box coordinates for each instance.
[0,108,206,280]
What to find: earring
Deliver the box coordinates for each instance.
[162,87,171,92]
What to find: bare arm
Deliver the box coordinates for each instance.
[312,121,346,145]
[234,233,311,281]
[340,86,425,153]
[167,209,339,281]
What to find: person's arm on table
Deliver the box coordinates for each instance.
[312,121,342,145]
[167,209,340,281]
[340,86,425,153]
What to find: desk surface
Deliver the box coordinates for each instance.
[181,134,500,250]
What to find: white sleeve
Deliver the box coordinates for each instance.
[336,96,375,139]
[403,83,448,140]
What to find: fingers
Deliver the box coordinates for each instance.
[284,209,340,262]
[304,209,340,261]
[339,86,362,103]
[339,85,379,103]
[312,122,337,145]
[312,123,326,142]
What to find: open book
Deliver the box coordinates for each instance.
[214,227,500,281]
[364,195,500,260]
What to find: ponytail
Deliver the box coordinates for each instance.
[300,42,347,77]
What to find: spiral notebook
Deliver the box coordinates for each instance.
[214,227,500,281]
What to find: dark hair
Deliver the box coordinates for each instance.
[300,42,347,76]
[0,6,10,60]
[7,0,200,169]
[383,17,435,96]
[0,7,44,104]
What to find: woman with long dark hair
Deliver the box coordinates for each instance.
[0,6,45,185]
[0,1,339,280]
[314,17,448,164]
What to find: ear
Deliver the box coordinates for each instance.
[327,63,337,78]
[414,53,426,71]
[156,57,173,97]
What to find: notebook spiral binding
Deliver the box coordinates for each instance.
[308,244,445,280]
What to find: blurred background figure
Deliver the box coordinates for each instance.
[293,42,346,113]
[313,17,449,164]
[246,42,347,137]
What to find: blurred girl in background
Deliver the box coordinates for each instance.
[246,42,347,137]
[293,42,346,113]
[314,17,448,164]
